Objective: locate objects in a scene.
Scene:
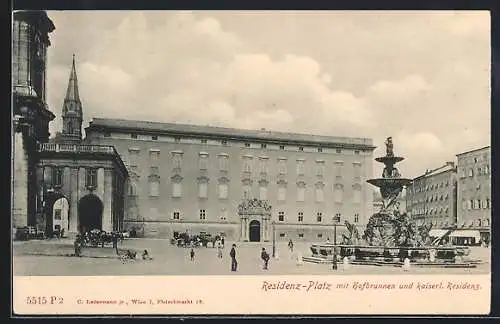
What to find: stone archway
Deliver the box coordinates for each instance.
[78,194,103,233]
[249,220,261,242]
[43,191,68,236]
[237,198,272,242]
[52,197,69,233]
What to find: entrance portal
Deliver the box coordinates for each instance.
[249,220,261,242]
[78,194,103,232]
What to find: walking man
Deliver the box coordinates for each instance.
[288,239,294,252]
[230,244,237,271]
[261,247,270,270]
[190,248,195,261]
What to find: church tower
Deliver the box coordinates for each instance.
[59,54,83,142]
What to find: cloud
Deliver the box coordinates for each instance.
[45,11,490,179]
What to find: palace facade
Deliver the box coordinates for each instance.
[85,119,376,241]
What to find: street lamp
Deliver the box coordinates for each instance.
[332,216,340,270]
[272,220,276,258]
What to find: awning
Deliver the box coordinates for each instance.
[428,229,449,237]
[449,230,481,240]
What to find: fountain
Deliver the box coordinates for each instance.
[304,137,477,268]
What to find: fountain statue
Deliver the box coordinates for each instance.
[363,137,432,247]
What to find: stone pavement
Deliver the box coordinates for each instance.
[13,238,491,276]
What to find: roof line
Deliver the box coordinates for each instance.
[456,145,490,156]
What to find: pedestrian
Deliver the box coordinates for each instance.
[230,244,237,271]
[112,233,119,255]
[221,237,225,248]
[288,239,294,253]
[74,234,82,257]
[190,248,195,261]
[261,247,270,270]
[217,241,223,259]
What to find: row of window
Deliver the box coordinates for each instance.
[459,165,491,178]
[409,193,450,204]
[123,133,363,154]
[48,167,98,188]
[461,198,491,210]
[411,207,450,216]
[139,180,363,203]
[131,149,363,177]
[411,180,450,193]
[171,209,359,223]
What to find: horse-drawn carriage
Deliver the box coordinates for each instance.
[170,231,225,248]
[82,229,124,248]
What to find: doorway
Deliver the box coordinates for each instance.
[78,194,103,232]
[249,220,261,242]
[52,197,69,232]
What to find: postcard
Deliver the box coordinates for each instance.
[12,10,491,316]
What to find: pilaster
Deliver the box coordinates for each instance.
[12,132,28,228]
[102,169,113,231]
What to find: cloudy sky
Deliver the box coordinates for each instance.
[44,10,490,178]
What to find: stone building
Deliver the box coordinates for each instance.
[456,146,491,244]
[406,162,458,230]
[85,118,376,241]
[35,56,128,236]
[12,11,56,229]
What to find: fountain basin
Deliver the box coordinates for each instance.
[305,243,474,267]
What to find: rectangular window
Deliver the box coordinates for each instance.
[316,212,323,222]
[86,168,97,187]
[218,155,229,171]
[261,143,267,149]
[218,183,228,199]
[334,187,343,203]
[53,167,63,187]
[221,140,228,145]
[245,142,251,148]
[104,132,111,137]
[199,155,209,170]
[316,163,325,177]
[152,135,158,140]
[172,183,182,197]
[259,158,269,174]
[201,139,207,144]
[354,213,359,223]
[334,213,341,223]
[172,154,182,169]
[278,160,287,175]
[297,187,305,202]
[298,212,304,222]
[243,158,253,173]
[149,181,159,197]
[279,145,285,150]
[199,183,208,198]
[298,146,304,151]
[54,209,62,220]
[353,189,362,203]
[174,137,180,143]
[149,150,160,164]
[296,160,305,175]
[150,166,159,175]
[315,188,324,202]
[199,209,206,220]
[318,147,323,153]
[279,233,286,238]
[259,186,268,200]
[278,211,285,222]
[298,233,304,238]
[173,211,180,220]
[317,233,323,238]
[278,187,286,201]
[131,134,137,139]
[336,148,342,153]
[354,150,360,155]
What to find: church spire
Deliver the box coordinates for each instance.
[60,54,83,142]
[65,54,80,102]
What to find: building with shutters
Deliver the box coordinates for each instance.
[455,146,491,245]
